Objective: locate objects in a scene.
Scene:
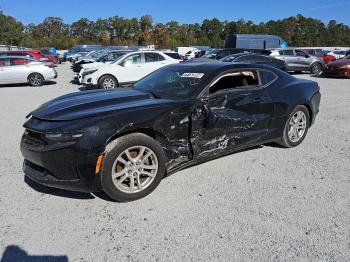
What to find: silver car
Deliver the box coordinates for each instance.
[0,57,57,86]
[270,48,324,75]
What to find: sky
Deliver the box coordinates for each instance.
[1,0,349,26]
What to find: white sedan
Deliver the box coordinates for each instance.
[80,51,180,88]
[0,57,57,86]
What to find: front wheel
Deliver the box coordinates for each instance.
[100,133,166,202]
[276,105,310,148]
[98,75,118,89]
[28,73,44,87]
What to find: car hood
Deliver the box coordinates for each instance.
[82,62,102,69]
[327,59,350,67]
[31,89,168,121]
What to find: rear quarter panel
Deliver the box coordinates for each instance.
[266,74,319,138]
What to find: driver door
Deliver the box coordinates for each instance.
[190,69,274,158]
[116,53,145,84]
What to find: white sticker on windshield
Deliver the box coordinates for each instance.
[181,73,204,78]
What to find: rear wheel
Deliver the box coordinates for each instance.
[311,62,323,76]
[28,73,44,87]
[101,133,166,202]
[276,105,310,148]
[98,75,118,89]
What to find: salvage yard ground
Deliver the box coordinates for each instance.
[0,63,349,261]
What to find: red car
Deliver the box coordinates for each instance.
[34,49,59,63]
[0,50,49,62]
[323,56,350,78]
[323,54,336,65]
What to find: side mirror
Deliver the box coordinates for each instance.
[120,60,131,67]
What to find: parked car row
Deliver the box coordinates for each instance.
[70,46,349,91]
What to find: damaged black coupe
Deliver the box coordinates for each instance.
[21,63,321,201]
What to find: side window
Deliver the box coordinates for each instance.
[11,58,30,66]
[124,54,142,65]
[209,70,260,94]
[259,70,277,86]
[280,50,294,56]
[0,58,11,67]
[295,50,307,57]
[145,53,165,63]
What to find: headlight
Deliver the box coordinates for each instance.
[24,114,32,125]
[44,133,83,142]
[83,69,98,76]
[340,65,350,69]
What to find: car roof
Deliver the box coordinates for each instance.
[168,62,277,73]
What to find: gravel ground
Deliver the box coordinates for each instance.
[0,63,349,262]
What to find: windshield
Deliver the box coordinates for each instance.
[110,53,132,64]
[221,55,239,62]
[89,50,104,58]
[133,67,206,100]
[203,50,221,59]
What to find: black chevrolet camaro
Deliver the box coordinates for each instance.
[21,63,321,201]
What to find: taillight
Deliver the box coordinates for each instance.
[317,84,320,91]
[45,64,56,68]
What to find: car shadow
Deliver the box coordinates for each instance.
[0,245,68,262]
[24,176,116,202]
[78,86,96,91]
[0,81,57,88]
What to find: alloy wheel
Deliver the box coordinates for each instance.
[111,146,158,194]
[30,74,43,86]
[102,78,116,89]
[312,63,322,75]
[288,111,307,143]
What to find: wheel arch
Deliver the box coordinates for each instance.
[302,103,313,127]
[106,127,167,147]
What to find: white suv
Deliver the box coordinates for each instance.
[80,51,180,88]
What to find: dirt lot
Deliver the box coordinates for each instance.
[0,63,349,261]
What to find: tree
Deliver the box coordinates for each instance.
[0,12,24,45]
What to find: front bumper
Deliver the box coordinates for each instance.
[23,160,101,192]
[20,128,102,192]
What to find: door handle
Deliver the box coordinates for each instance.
[253,98,264,104]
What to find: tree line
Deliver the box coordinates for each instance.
[1,11,350,49]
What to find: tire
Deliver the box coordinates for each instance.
[28,73,44,87]
[276,105,310,148]
[311,62,323,76]
[100,133,166,202]
[98,75,118,89]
